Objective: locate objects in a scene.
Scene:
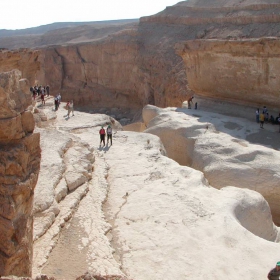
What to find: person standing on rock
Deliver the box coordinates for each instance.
[54,96,59,111]
[66,100,74,117]
[46,85,50,96]
[99,126,106,147]
[259,111,265,129]
[187,96,194,109]
[57,93,61,107]
[263,106,268,114]
[40,92,45,106]
[32,89,37,101]
[267,261,280,280]
[255,108,260,123]
[106,125,113,145]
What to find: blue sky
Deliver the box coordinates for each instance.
[1,0,182,30]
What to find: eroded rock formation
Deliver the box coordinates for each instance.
[142,104,280,224]
[42,31,144,109]
[21,98,278,280]
[0,50,42,88]
[2,1,280,279]
[0,70,40,276]
[2,0,280,111]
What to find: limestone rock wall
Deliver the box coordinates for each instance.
[177,38,280,108]
[2,1,280,111]
[139,0,280,108]
[0,50,43,87]
[0,70,40,276]
[42,30,144,109]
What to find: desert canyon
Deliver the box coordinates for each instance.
[1,0,280,280]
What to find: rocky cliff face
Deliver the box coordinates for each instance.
[42,30,144,109]
[177,38,280,108]
[0,70,40,276]
[139,0,280,109]
[0,50,42,88]
[1,0,280,113]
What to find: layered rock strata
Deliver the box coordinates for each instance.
[2,0,280,110]
[0,50,42,87]
[138,0,280,109]
[42,31,144,110]
[0,70,40,276]
[177,37,280,109]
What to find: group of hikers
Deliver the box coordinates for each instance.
[30,83,66,114]
[30,84,50,105]
[99,125,113,146]
[256,106,280,131]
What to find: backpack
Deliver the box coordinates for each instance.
[100,128,105,135]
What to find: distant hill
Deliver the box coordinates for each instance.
[0,19,139,50]
[0,19,139,38]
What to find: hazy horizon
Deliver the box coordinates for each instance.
[2,0,182,30]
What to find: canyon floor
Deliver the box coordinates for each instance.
[31,96,280,280]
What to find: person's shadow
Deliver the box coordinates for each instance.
[98,143,111,152]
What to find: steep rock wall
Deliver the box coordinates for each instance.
[0,70,40,276]
[0,30,146,110]
[42,30,144,109]
[0,50,43,87]
[138,0,280,108]
[177,38,280,108]
[2,1,280,110]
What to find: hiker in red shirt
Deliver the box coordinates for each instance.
[41,92,45,105]
[99,126,106,147]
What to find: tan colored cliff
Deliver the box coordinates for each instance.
[0,70,40,276]
[42,30,145,109]
[0,50,42,87]
[1,0,280,111]
[177,37,280,108]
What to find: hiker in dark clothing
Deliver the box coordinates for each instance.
[46,85,50,96]
[267,261,280,280]
[54,97,59,111]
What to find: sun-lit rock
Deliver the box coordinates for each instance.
[0,70,40,277]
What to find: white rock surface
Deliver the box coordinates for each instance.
[32,99,280,280]
[143,105,280,224]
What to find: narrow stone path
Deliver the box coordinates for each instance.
[32,101,125,279]
[38,146,122,279]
